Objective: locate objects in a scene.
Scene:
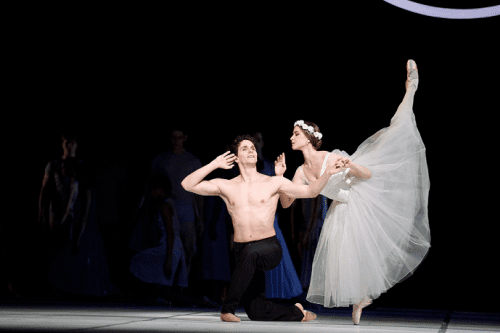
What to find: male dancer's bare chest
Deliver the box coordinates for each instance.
[220,179,279,211]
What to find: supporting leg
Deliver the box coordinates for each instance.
[221,237,307,322]
[221,245,259,317]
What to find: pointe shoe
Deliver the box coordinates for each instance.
[405,59,419,90]
[352,298,372,325]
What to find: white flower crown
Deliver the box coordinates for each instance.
[294,120,323,140]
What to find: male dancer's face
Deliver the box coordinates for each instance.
[236,140,258,166]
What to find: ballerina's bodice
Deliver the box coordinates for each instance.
[299,152,352,203]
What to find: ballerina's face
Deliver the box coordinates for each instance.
[290,126,309,150]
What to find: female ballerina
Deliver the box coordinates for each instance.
[275,60,430,325]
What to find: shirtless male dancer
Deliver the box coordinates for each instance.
[181,135,345,322]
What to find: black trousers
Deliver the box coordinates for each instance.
[221,235,304,321]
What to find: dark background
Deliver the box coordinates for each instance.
[5,3,499,313]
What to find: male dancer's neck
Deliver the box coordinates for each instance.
[238,163,260,183]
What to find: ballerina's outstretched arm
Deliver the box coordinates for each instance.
[342,157,371,179]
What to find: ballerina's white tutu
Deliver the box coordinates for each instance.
[304,84,430,307]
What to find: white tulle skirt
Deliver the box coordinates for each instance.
[307,85,430,307]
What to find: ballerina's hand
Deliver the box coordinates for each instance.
[213,151,236,169]
[274,153,286,176]
[326,160,345,175]
[342,157,353,168]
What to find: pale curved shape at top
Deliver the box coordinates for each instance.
[384,0,500,19]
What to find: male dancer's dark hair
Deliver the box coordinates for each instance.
[230,134,258,156]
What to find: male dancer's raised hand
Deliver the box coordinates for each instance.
[213,151,237,169]
[181,151,235,195]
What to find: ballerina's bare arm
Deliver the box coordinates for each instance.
[277,153,345,208]
[277,161,344,199]
[327,153,371,179]
[342,157,372,179]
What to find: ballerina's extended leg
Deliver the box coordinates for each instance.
[392,59,419,123]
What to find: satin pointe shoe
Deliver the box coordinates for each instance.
[352,297,372,325]
[405,59,419,90]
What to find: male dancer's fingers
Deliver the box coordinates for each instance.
[223,152,236,160]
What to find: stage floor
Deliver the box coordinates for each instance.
[0,302,499,332]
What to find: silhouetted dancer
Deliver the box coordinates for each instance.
[150,128,203,281]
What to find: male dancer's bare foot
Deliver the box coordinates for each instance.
[220,313,241,322]
[295,303,317,322]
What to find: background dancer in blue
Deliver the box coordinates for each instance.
[129,174,189,303]
[252,132,302,300]
[297,195,327,294]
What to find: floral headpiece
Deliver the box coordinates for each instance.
[294,120,323,140]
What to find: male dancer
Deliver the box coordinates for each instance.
[181,135,344,322]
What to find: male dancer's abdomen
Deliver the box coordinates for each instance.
[230,212,276,242]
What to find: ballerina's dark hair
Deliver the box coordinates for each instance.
[296,121,322,150]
